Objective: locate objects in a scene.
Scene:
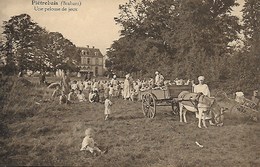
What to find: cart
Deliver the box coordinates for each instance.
[141,85,192,118]
[215,91,259,121]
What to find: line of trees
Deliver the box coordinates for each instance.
[0,14,80,76]
[106,0,259,92]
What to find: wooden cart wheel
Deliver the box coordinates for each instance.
[142,93,156,118]
[230,103,258,121]
[171,99,179,115]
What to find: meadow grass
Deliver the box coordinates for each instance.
[0,77,259,166]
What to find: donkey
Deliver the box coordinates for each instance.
[178,91,225,128]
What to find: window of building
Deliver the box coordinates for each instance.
[95,66,99,76]
[82,50,85,55]
[81,57,84,64]
[95,58,99,65]
[87,58,90,64]
[94,52,98,56]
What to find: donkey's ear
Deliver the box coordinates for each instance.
[196,92,203,98]
[224,107,229,112]
[221,107,228,112]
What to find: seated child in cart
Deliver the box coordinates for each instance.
[235,92,245,103]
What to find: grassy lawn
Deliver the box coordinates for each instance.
[0,77,259,166]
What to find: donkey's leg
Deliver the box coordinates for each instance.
[183,110,187,123]
[202,113,207,128]
[209,110,215,125]
[198,109,202,128]
[179,103,183,123]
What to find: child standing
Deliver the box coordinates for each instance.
[59,91,68,104]
[104,97,113,120]
[109,85,114,99]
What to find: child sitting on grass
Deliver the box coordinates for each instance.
[104,96,113,120]
[77,90,86,102]
[80,128,106,155]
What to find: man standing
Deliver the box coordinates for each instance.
[193,76,210,97]
[61,72,70,95]
[111,75,119,97]
[193,76,214,125]
[155,71,164,87]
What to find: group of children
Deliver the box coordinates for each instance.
[50,79,114,121]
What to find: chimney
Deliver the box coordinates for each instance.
[87,45,89,48]
[92,46,95,48]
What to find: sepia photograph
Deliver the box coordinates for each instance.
[0,0,259,166]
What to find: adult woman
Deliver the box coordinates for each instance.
[123,74,131,100]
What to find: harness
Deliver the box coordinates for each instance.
[179,92,203,110]
[193,92,204,110]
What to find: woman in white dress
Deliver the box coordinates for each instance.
[123,74,131,100]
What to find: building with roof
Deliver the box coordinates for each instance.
[78,45,104,77]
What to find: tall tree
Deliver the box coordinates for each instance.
[231,0,260,90]
[242,0,260,48]
[2,14,46,75]
[108,0,240,81]
[39,32,80,71]
[2,14,80,75]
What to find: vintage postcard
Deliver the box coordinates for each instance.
[0,0,259,166]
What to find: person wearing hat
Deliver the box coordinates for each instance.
[155,71,164,87]
[193,76,214,125]
[110,75,119,97]
[193,76,210,97]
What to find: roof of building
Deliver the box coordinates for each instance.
[78,46,104,58]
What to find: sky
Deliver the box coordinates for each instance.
[0,0,245,55]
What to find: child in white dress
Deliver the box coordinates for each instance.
[104,97,113,120]
[109,85,114,98]
[80,128,105,155]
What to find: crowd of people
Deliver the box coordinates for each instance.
[46,71,259,156]
[49,71,259,121]
[51,71,195,104]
